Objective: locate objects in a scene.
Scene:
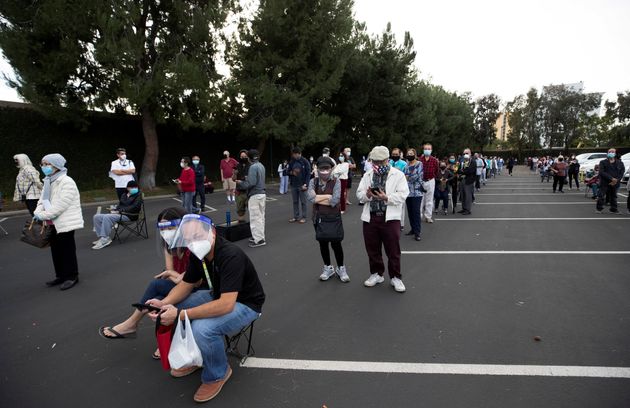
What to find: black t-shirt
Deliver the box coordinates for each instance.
[183,236,265,313]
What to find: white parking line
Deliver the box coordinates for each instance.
[402,251,630,255]
[435,217,629,221]
[476,193,584,195]
[474,202,592,205]
[241,357,630,379]
[171,198,217,212]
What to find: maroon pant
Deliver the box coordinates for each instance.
[362,215,402,278]
[340,179,348,212]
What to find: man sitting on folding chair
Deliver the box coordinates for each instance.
[146,214,265,403]
[92,180,143,249]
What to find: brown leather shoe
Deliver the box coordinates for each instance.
[193,366,232,403]
[170,365,201,378]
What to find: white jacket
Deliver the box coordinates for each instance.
[356,167,409,222]
[34,175,84,233]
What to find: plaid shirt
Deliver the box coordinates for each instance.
[420,155,439,180]
[13,166,43,201]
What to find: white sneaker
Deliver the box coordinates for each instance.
[92,237,112,249]
[336,266,350,283]
[319,265,336,281]
[427,218,434,223]
[364,273,384,287]
[92,238,101,245]
[391,277,406,293]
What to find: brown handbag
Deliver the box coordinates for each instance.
[20,220,54,248]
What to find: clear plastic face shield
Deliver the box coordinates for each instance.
[169,214,215,260]
[156,219,181,256]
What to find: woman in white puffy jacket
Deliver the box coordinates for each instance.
[34,153,84,291]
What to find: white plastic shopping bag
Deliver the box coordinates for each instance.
[168,310,203,369]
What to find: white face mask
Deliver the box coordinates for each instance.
[180,162,185,168]
[187,240,212,260]
[160,230,177,246]
[338,156,345,162]
[119,154,127,161]
[464,154,470,160]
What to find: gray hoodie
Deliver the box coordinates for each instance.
[238,161,266,197]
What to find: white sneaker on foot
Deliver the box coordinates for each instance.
[427,218,434,223]
[364,273,384,287]
[92,237,112,249]
[319,265,336,281]
[391,277,406,293]
[336,266,350,282]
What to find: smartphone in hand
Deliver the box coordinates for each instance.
[132,303,162,313]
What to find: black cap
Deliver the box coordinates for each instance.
[316,156,334,169]
[248,149,260,161]
[126,180,139,188]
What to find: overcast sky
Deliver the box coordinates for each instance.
[1,0,629,105]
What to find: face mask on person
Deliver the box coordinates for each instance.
[240,156,248,163]
[187,240,212,260]
[347,150,351,156]
[423,149,432,156]
[192,160,200,165]
[119,154,127,161]
[41,165,54,176]
[128,188,139,195]
[223,154,228,159]
[180,162,186,168]
[373,163,390,175]
[607,152,615,159]
[558,158,564,162]
[440,164,446,170]
[463,154,470,160]
[391,155,400,162]
[160,229,177,246]
[318,169,332,179]
[449,158,455,164]
[406,155,415,162]
[338,156,345,163]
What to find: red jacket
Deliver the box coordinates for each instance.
[178,167,196,192]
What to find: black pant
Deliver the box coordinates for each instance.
[552,175,565,192]
[50,229,78,280]
[597,184,618,212]
[508,166,513,175]
[568,172,579,189]
[115,188,127,200]
[319,240,344,266]
[194,184,205,209]
[475,175,481,190]
[451,182,458,212]
[25,199,38,216]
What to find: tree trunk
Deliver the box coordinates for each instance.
[139,107,159,190]
[256,137,267,158]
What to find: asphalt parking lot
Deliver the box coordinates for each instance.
[0,167,629,407]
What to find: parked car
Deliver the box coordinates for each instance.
[576,152,607,165]
[621,153,630,184]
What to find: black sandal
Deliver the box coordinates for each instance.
[98,326,137,339]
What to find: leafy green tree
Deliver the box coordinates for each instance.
[230,0,355,153]
[603,91,630,145]
[472,93,500,152]
[506,88,543,154]
[0,0,237,188]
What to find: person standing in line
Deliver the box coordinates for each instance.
[278,160,289,194]
[457,148,477,216]
[403,149,423,241]
[13,154,43,216]
[434,161,454,216]
[237,149,267,247]
[287,147,311,223]
[34,154,84,291]
[357,146,410,293]
[109,148,136,200]
[596,148,625,214]
[507,157,515,176]
[419,143,439,223]
[567,155,580,190]
[175,157,196,213]
[192,155,206,213]
[307,157,349,282]
[550,155,568,193]
[389,148,407,172]
[333,152,350,214]
[219,151,238,204]
[447,155,459,214]
[233,150,250,223]
[474,153,483,191]
[343,147,356,204]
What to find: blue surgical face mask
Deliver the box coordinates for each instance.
[607,152,615,159]
[192,160,200,165]
[129,188,139,195]
[449,159,455,164]
[423,149,432,156]
[41,165,54,176]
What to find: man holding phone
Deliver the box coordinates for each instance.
[147,214,265,403]
[356,146,410,293]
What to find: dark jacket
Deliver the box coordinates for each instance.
[116,192,143,221]
[598,159,625,185]
[288,156,311,187]
[193,163,205,185]
[458,159,477,185]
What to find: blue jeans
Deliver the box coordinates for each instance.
[182,191,194,213]
[279,176,289,194]
[405,196,421,235]
[434,189,449,210]
[176,290,260,383]
[139,279,178,304]
[93,213,129,238]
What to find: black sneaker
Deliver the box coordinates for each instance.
[60,278,79,291]
[248,240,266,248]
